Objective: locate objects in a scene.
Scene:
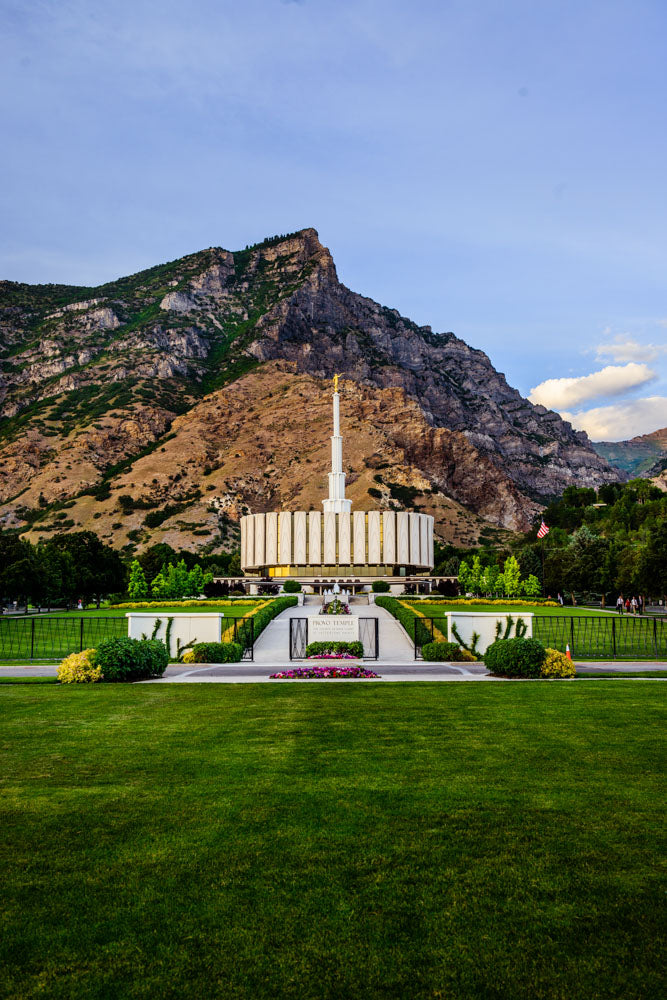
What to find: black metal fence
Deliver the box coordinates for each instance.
[0,616,127,661]
[410,613,667,660]
[413,618,448,659]
[289,618,379,659]
[230,617,254,661]
[533,614,667,660]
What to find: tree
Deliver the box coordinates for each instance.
[521,574,541,597]
[482,564,499,594]
[503,556,522,597]
[47,532,126,606]
[128,560,148,599]
[187,564,212,596]
[470,555,484,595]
[458,559,472,594]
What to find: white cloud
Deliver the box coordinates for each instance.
[529,363,656,410]
[559,396,667,442]
[595,334,667,364]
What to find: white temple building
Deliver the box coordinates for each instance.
[240,379,435,594]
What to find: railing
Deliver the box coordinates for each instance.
[533,615,667,660]
[413,618,448,659]
[0,616,127,661]
[289,618,379,659]
[230,617,254,661]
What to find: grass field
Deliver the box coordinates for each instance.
[0,602,266,661]
[408,602,612,617]
[1,685,663,1000]
[398,601,667,659]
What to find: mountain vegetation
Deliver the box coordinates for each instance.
[0,229,620,555]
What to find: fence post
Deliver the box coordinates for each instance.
[654,618,658,658]
[250,619,254,662]
[80,618,84,652]
[30,617,35,660]
[375,617,379,660]
[289,618,293,660]
[414,618,418,660]
[570,617,575,656]
[612,618,616,659]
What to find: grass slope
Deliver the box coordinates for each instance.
[1,685,663,1000]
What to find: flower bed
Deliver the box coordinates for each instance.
[270,665,380,679]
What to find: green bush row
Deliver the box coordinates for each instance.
[95,637,169,682]
[235,596,299,648]
[305,640,363,658]
[483,637,547,678]
[192,642,242,663]
[374,596,433,646]
[421,641,469,662]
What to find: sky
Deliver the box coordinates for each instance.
[1,0,666,442]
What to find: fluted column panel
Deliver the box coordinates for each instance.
[353,511,366,563]
[265,513,278,564]
[253,514,265,566]
[338,511,351,564]
[419,515,428,568]
[278,511,292,565]
[382,511,396,564]
[323,511,336,563]
[367,510,381,563]
[427,516,434,568]
[240,516,248,570]
[308,511,322,565]
[245,514,255,567]
[409,513,420,564]
[397,512,409,563]
[293,511,307,564]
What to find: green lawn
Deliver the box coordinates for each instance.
[409,601,612,617]
[400,602,667,659]
[0,603,265,661]
[1,685,663,1000]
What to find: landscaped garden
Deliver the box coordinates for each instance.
[1,684,663,999]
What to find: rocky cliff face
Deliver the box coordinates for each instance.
[0,228,618,551]
[592,428,667,478]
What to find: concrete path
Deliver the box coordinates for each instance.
[252,599,415,665]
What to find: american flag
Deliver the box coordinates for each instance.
[537,520,550,539]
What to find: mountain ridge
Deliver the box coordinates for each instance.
[0,228,620,552]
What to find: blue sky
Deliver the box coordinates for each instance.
[1,0,666,440]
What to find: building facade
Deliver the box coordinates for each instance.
[240,379,434,588]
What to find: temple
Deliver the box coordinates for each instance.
[240,378,435,594]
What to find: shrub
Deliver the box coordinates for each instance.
[191,642,242,663]
[282,579,302,593]
[371,580,390,593]
[375,596,431,646]
[181,649,196,663]
[421,641,475,662]
[95,637,169,682]
[484,637,547,678]
[541,647,576,678]
[305,640,364,658]
[57,648,103,684]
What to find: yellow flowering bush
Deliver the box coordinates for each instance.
[541,647,576,678]
[110,599,258,609]
[405,598,559,608]
[57,648,103,684]
[181,649,197,663]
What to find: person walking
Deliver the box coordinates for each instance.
[631,596,638,615]
[616,594,624,614]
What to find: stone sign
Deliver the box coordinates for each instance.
[308,616,360,644]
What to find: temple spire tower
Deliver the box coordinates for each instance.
[322,374,352,514]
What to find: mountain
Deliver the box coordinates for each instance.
[592,428,667,478]
[0,228,619,553]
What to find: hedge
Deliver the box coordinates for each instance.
[374,596,433,646]
[232,596,299,649]
[422,641,472,662]
[191,642,242,663]
[483,637,547,678]
[94,637,169,682]
[305,640,364,658]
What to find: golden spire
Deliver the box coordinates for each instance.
[333,373,342,392]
